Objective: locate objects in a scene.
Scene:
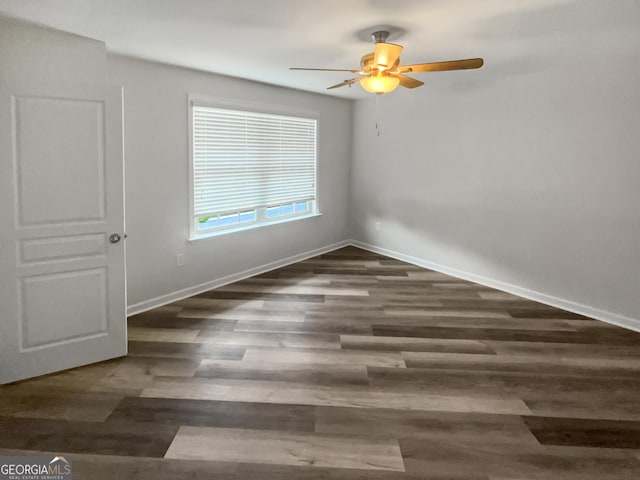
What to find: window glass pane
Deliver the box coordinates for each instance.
[295,202,308,213]
[266,206,281,218]
[198,216,219,229]
[281,204,294,215]
[219,213,239,225]
[239,210,256,222]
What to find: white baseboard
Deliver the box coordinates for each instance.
[350,239,640,333]
[126,240,350,316]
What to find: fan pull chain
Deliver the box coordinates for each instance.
[375,94,381,137]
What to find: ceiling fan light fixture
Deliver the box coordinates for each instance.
[290,28,484,94]
[360,74,400,94]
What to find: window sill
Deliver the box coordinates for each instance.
[188,212,322,242]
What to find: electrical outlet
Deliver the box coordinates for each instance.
[375,222,382,231]
[176,253,185,266]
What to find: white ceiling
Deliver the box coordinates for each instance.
[0,0,636,98]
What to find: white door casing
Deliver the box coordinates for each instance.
[0,79,127,384]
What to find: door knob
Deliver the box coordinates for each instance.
[109,233,121,244]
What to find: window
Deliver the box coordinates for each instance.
[189,100,318,238]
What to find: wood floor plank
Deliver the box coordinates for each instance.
[194,331,341,349]
[107,397,315,432]
[368,365,640,397]
[165,426,406,471]
[196,290,326,303]
[0,390,123,422]
[488,340,640,360]
[306,313,535,329]
[195,359,369,386]
[315,406,538,445]
[242,346,406,368]
[523,394,640,421]
[375,324,640,345]
[216,283,370,297]
[366,366,509,394]
[523,416,640,449]
[234,319,373,335]
[305,306,396,317]
[340,334,496,354]
[173,297,265,309]
[260,299,333,312]
[313,267,409,277]
[127,310,185,326]
[402,351,640,377]
[438,299,568,311]
[178,308,306,322]
[372,316,577,331]
[141,376,532,415]
[296,258,383,267]
[127,340,245,360]
[128,315,237,331]
[231,276,334,286]
[0,417,178,457]
[128,327,200,342]
[383,308,511,319]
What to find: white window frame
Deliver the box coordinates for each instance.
[188,95,320,240]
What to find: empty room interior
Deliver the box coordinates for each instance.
[1,1,640,479]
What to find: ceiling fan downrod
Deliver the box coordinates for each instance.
[371,31,390,44]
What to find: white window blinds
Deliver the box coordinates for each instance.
[192,105,317,217]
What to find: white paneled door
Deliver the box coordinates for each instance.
[0,79,127,383]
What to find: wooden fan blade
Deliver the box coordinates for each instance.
[290,67,361,73]
[327,78,361,90]
[402,58,484,73]
[373,43,403,70]
[397,74,424,89]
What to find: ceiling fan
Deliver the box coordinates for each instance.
[290,31,484,94]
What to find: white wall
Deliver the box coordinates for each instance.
[0,15,106,85]
[350,2,640,326]
[107,56,352,311]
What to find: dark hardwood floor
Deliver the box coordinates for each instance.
[1,246,640,479]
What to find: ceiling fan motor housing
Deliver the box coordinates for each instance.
[361,52,400,72]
